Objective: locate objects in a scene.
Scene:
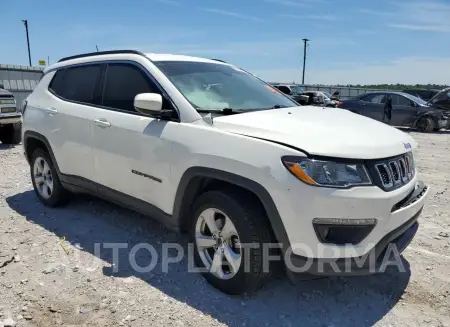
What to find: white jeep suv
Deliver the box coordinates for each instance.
[22,50,429,294]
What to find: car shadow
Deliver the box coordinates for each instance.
[6,191,411,327]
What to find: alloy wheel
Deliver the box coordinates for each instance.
[33,157,54,199]
[195,208,242,280]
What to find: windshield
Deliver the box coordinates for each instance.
[403,93,428,106]
[154,61,297,111]
[323,92,332,99]
[290,85,304,94]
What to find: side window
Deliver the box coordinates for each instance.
[277,86,291,95]
[59,65,102,104]
[102,63,161,112]
[392,95,412,106]
[361,94,386,104]
[48,70,66,96]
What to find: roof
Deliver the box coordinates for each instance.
[45,50,230,73]
[145,53,227,64]
[359,91,412,96]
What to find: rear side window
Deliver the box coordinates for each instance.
[61,65,102,104]
[361,94,386,103]
[49,70,66,96]
[102,63,160,112]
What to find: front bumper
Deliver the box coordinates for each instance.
[270,169,429,259]
[287,207,421,275]
[0,114,21,125]
[438,118,449,129]
[274,179,429,276]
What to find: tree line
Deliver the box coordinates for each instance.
[334,84,448,90]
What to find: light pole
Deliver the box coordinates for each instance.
[22,20,32,66]
[302,38,310,85]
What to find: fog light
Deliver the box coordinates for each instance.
[313,218,377,245]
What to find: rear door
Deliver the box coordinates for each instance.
[45,64,101,182]
[390,94,417,126]
[90,62,175,208]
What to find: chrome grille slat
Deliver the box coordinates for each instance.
[389,161,401,185]
[399,158,408,183]
[374,153,415,191]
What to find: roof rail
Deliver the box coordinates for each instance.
[211,58,227,63]
[58,50,147,63]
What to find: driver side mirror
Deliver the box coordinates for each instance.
[134,93,163,115]
[411,102,418,107]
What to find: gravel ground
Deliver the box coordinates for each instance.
[0,130,449,327]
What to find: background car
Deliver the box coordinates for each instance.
[271,84,308,104]
[0,86,22,144]
[300,91,338,107]
[338,91,449,132]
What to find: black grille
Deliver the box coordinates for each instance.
[368,153,415,191]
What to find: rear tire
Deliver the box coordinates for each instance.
[190,189,274,295]
[0,123,22,144]
[417,117,435,133]
[30,148,70,207]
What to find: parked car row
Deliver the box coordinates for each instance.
[338,90,450,133]
[271,84,338,107]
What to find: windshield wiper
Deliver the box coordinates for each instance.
[270,104,290,109]
[197,108,247,115]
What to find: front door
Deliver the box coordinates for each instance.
[390,94,417,127]
[90,62,175,210]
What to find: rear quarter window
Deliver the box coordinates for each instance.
[48,70,66,96]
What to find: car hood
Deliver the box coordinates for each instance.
[213,106,416,159]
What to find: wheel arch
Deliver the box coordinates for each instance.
[23,131,61,174]
[172,167,290,249]
[414,111,442,127]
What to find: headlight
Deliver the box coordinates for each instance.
[282,156,372,188]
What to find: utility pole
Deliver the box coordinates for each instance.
[22,20,32,66]
[96,45,99,52]
[302,38,310,85]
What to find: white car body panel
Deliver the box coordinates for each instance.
[23,72,96,181]
[91,107,173,208]
[213,106,417,159]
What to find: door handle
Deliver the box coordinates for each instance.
[46,107,58,115]
[94,119,111,128]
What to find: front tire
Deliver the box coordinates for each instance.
[30,149,69,207]
[417,117,435,133]
[191,189,273,295]
[0,122,22,144]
